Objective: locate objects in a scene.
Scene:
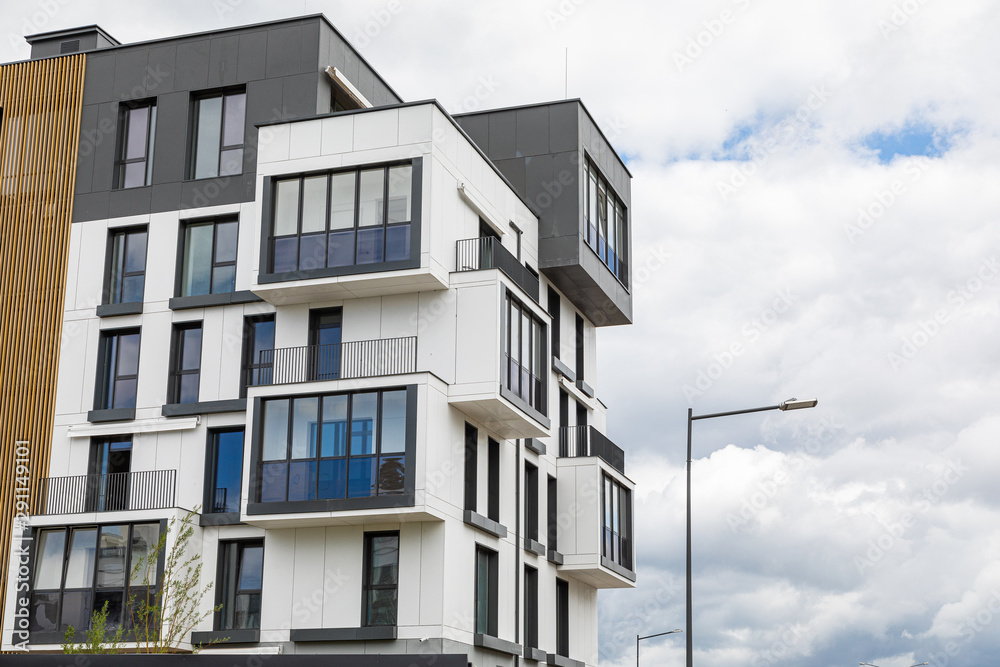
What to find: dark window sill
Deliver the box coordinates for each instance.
[247,493,414,515]
[524,537,546,556]
[601,555,637,582]
[257,257,421,285]
[575,379,595,399]
[474,633,522,656]
[525,647,548,662]
[290,626,396,642]
[551,357,576,383]
[88,408,135,423]
[162,399,247,417]
[199,512,242,526]
[499,385,551,430]
[547,653,584,667]
[547,549,564,565]
[525,438,546,456]
[96,301,143,317]
[463,510,508,538]
[191,628,259,645]
[169,290,263,310]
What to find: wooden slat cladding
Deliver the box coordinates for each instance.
[0,54,85,641]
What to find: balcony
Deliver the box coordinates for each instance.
[250,337,417,387]
[34,470,177,515]
[456,236,540,303]
[559,425,625,474]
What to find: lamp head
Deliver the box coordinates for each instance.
[778,398,818,411]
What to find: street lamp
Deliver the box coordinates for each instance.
[685,398,818,667]
[637,629,682,666]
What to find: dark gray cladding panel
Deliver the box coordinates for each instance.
[82,54,115,106]
[153,91,190,178]
[92,103,118,190]
[516,104,550,157]
[109,187,152,218]
[459,112,489,148]
[74,105,98,194]
[207,34,241,88]
[173,39,211,91]
[313,20,403,108]
[146,44,177,94]
[265,24,305,78]
[237,31,268,82]
[112,47,149,100]
[494,157,527,200]
[283,72,322,119]
[487,110,517,160]
[577,104,631,208]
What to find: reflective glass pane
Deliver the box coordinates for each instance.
[215,221,239,263]
[370,535,399,584]
[291,397,319,459]
[96,525,127,588]
[194,96,222,179]
[321,394,349,457]
[178,375,199,404]
[222,92,246,147]
[327,229,355,267]
[260,462,288,502]
[288,460,317,501]
[318,458,346,499]
[60,590,94,633]
[180,327,202,371]
[29,592,59,632]
[262,399,289,460]
[475,551,490,634]
[350,393,378,455]
[130,523,160,586]
[212,264,236,294]
[272,237,298,273]
[385,224,410,262]
[387,165,411,223]
[94,590,124,629]
[347,455,375,498]
[122,274,144,306]
[367,588,397,626]
[380,390,406,453]
[146,106,157,184]
[125,231,147,273]
[301,175,327,233]
[358,169,384,227]
[356,227,383,264]
[113,378,137,410]
[34,530,66,589]
[238,545,264,590]
[125,106,149,160]
[110,234,125,302]
[182,224,213,296]
[212,431,244,514]
[298,233,326,271]
[117,333,140,376]
[123,161,146,188]
[330,172,356,229]
[274,179,300,237]
[378,455,405,495]
[219,148,243,176]
[65,528,97,587]
[234,592,261,630]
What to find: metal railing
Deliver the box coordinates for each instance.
[558,425,626,474]
[252,336,418,387]
[212,488,230,514]
[456,236,540,302]
[34,470,177,515]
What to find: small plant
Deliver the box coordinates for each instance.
[62,600,125,654]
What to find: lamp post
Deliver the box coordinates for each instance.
[637,629,682,667]
[685,398,818,667]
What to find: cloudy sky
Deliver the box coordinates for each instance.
[5,0,1000,665]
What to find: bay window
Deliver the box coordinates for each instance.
[503,291,546,416]
[584,157,629,286]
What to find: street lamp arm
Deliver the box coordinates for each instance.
[690,404,781,421]
[638,629,683,641]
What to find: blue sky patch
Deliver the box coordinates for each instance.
[862,123,950,163]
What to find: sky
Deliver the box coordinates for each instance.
[4,1,1000,665]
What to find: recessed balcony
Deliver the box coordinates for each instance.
[34,470,177,515]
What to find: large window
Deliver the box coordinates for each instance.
[241,315,275,395]
[207,429,244,514]
[268,163,413,274]
[168,322,202,404]
[115,100,156,189]
[257,389,409,504]
[179,218,238,297]
[96,329,140,410]
[190,89,246,179]
[584,157,628,286]
[29,523,161,636]
[474,546,498,637]
[216,540,263,631]
[602,474,633,571]
[363,532,399,626]
[504,292,545,414]
[105,227,147,304]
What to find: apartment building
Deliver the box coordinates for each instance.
[0,15,636,667]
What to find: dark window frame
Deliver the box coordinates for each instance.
[502,288,548,420]
[114,98,156,189]
[240,314,275,397]
[103,226,148,305]
[583,155,629,288]
[556,577,569,656]
[464,423,478,512]
[474,545,498,637]
[188,87,247,180]
[547,287,560,360]
[167,321,203,405]
[94,327,141,411]
[575,314,585,384]
[487,438,500,523]
[362,531,400,627]
[547,475,558,552]
[215,539,264,631]
[602,473,633,571]
[523,565,538,650]
[205,427,245,516]
[175,216,239,298]
[524,461,539,542]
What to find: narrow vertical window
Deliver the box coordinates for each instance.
[217,540,263,631]
[207,428,244,514]
[191,89,246,179]
[106,227,147,304]
[363,532,399,626]
[583,157,628,286]
[602,474,633,570]
[525,462,538,542]
[504,291,547,414]
[547,475,558,553]
[168,322,202,404]
[474,546,498,636]
[575,314,585,383]
[96,329,141,410]
[241,314,275,394]
[487,438,500,523]
[115,100,156,188]
[524,565,538,650]
[547,286,560,359]
[179,218,238,297]
[556,578,569,656]
[464,423,478,512]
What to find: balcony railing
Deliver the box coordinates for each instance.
[34,470,177,515]
[559,425,626,474]
[456,237,540,303]
[252,336,417,387]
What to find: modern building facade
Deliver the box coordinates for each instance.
[0,15,636,667]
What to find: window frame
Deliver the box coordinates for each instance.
[258,158,423,284]
[94,327,141,411]
[602,473,634,571]
[556,577,570,657]
[114,99,156,189]
[204,427,245,516]
[240,314,275,397]
[215,539,264,632]
[487,437,500,523]
[547,474,558,553]
[188,87,246,180]
[583,155,629,288]
[175,216,239,298]
[500,287,548,422]
[167,321,203,405]
[464,423,478,512]
[474,545,498,637]
[524,461,539,542]
[362,531,400,627]
[523,565,538,650]
[103,226,148,305]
